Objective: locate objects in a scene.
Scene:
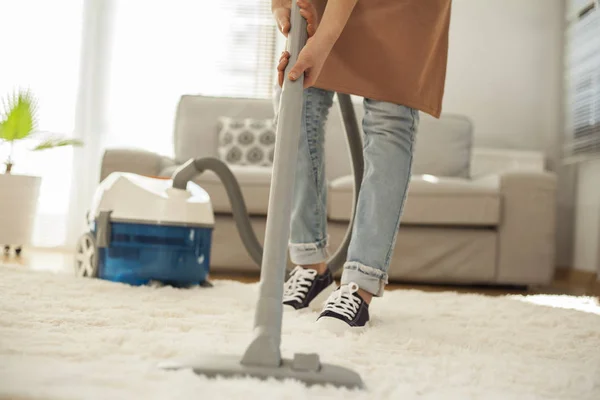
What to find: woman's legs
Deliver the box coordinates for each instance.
[340,98,419,297]
[281,88,419,318]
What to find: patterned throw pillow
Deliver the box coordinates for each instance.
[217,117,277,166]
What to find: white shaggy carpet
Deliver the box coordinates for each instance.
[1,265,599,400]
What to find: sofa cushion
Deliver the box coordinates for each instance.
[323,102,473,180]
[412,115,473,178]
[160,164,272,215]
[328,174,500,226]
[174,95,275,165]
[217,117,276,167]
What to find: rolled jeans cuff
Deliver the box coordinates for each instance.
[341,261,389,297]
[289,237,329,265]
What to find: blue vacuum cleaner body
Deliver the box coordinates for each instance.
[76,172,214,287]
[96,221,212,286]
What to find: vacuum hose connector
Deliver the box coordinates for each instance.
[171,93,363,274]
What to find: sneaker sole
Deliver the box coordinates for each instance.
[283,304,297,313]
[316,316,369,335]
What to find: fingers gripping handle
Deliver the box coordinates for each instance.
[286,2,308,85]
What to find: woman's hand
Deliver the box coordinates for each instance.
[278,39,330,89]
[275,0,357,88]
[277,0,326,88]
[273,0,318,38]
[272,5,291,37]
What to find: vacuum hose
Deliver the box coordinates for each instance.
[171,93,363,274]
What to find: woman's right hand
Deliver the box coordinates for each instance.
[273,0,319,38]
[272,1,291,37]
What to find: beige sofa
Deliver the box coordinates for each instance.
[100,95,558,287]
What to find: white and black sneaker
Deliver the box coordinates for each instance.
[316,282,370,333]
[283,266,336,311]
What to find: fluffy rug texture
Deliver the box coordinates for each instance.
[1,265,599,400]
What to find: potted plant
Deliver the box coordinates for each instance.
[0,89,82,256]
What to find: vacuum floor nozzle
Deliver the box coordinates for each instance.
[158,354,364,389]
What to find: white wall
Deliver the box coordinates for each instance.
[443,0,564,154]
[443,0,575,268]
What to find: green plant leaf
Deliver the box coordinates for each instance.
[32,137,83,151]
[0,90,38,142]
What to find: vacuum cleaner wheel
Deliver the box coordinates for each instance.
[75,232,99,278]
[2,245,23,257]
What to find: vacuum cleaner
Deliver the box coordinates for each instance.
[75,173,215,287]
[76,3,365,389]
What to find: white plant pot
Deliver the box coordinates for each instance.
[0,174,41,246]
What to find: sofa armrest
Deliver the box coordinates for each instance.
[471,148,546,178]
[100,148,176,182]
[497,171,557,285]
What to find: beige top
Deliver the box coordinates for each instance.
[312,0,452,118]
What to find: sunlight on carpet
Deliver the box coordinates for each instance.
[0,265,599,400]
[509,294,600,315]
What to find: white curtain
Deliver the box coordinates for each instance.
[65,0,116,247]
[0,0,84,247]
[66,0,279,247]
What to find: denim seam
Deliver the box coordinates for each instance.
[305,88,331,242]
[313,95,324,237]
[316,90,333,241]
[361,108,371,150]
[383,108,418,268]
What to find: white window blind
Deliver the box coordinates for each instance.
[213,1,278,98]
[105,0,278,156]
[564,0,600,162]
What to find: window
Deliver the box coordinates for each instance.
[105,0,278,156]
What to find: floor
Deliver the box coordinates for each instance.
[3,259,599,399]
[4,248,599,300]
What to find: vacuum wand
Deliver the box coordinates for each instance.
[240,2,308,368]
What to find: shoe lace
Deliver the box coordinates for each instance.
[323,282,361,320]
[283,266,318,303]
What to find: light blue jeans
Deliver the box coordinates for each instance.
[286,87,419,297]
